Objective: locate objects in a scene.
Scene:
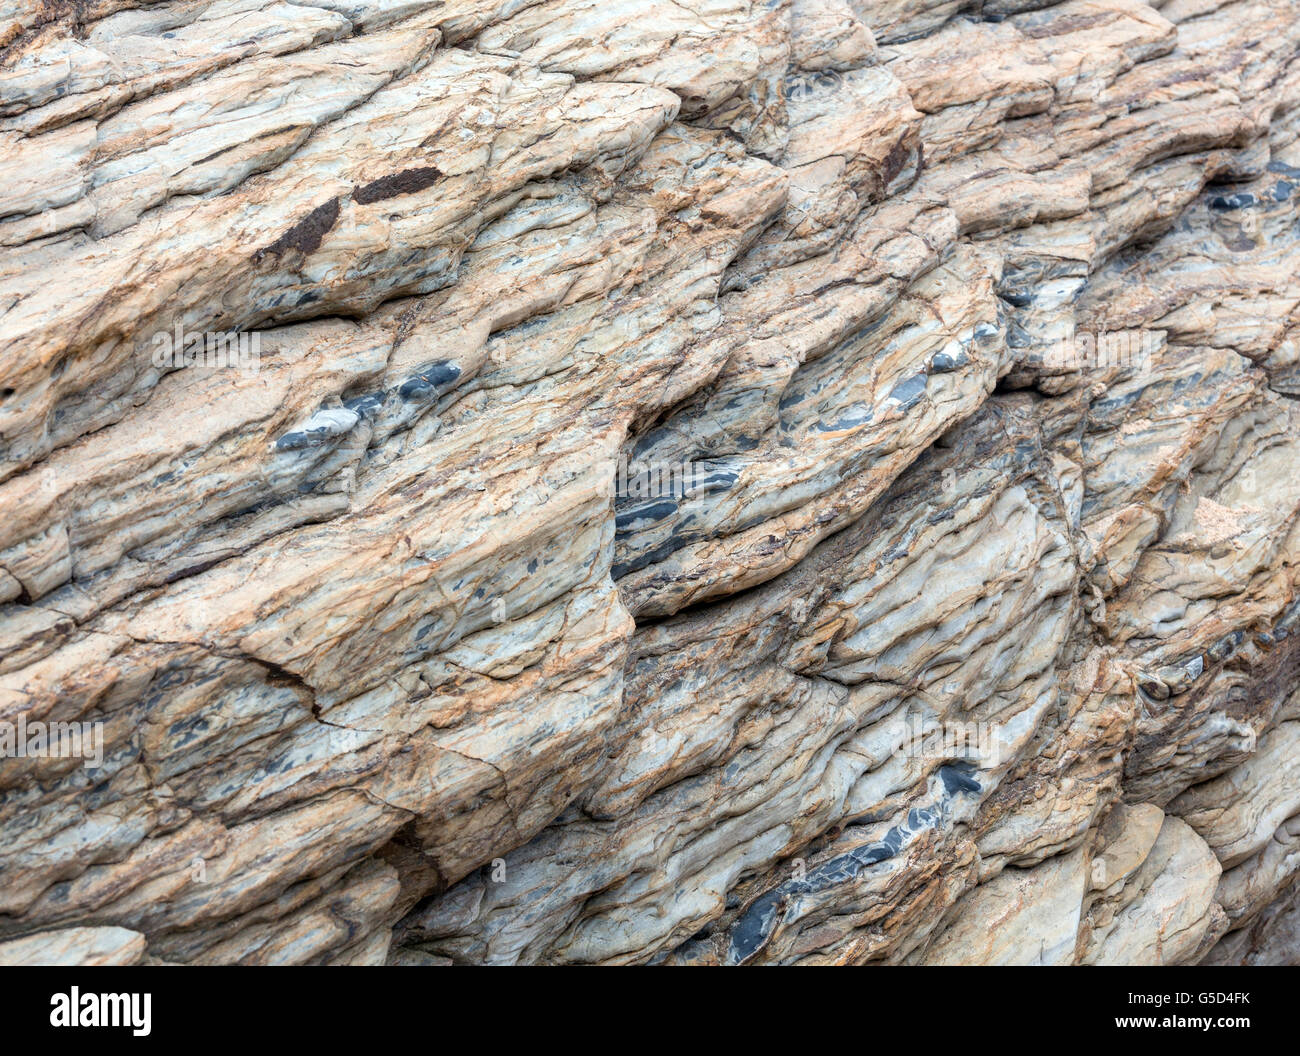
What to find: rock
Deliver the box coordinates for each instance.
[1203,874,1300,966]
[1170,723,1300,870]
[1080,812,1224,965]
[0,0,1298,965]
[915,846,1091,965]
[0,925,146,966]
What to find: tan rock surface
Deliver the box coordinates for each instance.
[0,0,1297,965]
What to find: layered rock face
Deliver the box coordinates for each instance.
[0,0,1298,966]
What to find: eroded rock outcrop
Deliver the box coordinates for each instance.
[0,0,1297,965]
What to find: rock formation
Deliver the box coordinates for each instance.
[0,0,1297,966]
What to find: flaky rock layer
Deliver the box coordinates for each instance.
[1,0,1298,965]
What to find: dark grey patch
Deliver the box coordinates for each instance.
[692,469,739,496]
[253,196,341,263]
[814,403,873,432]
[166,715,211,749]
[611,534,690,579]
[725,762,983,963]
[886,372,929,411]
[275,407,359,451]
[398,360,462,401]
[275,431,313,451]
[615,500,678,533]
[343,393,384,418]
[353,166,443,205]
[1208,630,1244,662]
[1208,192,1256,212]
[1000,289,1036,308]
[938,764,981,796]
[1004,318,1036,350]
[930,348,969,373]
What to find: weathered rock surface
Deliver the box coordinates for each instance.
[0,0,1297,965]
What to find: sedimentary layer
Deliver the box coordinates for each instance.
[1,0,1298,965]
